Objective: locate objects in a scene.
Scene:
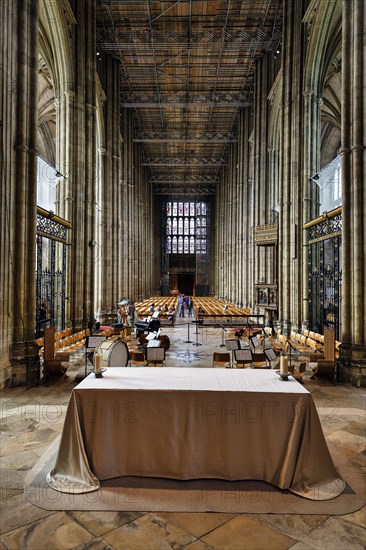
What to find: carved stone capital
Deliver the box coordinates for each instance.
[302,88,314,100]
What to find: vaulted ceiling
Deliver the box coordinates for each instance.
[96,0,282,196]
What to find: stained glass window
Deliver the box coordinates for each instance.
[178,217,183,234]
[165,201,207,255]
[166,236,171,253]
[178,236,183,253]
[190,236,195,253]
[184,236,189,253]
[184,217,189,234]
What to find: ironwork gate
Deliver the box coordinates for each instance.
[36,207,70,337]
[307,209,342,340]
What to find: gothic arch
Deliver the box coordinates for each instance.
[303,1,342,171]
[38,0,75,185]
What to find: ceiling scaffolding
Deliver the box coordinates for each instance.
[96,0,282,196]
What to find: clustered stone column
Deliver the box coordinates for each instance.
[0,0,40,385]
[213,107,252,307]
[338,0,366,386]
[278,0,308,335]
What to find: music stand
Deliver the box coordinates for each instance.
[225,338,240,367]
[250,335,260,349]
[234,349,253,368]
[146,346,165,366]
[264,347,277,368]
[147,339,161,348]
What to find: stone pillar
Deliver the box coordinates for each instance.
[279,0,307,335]
[338,0,366,386]
[300,88,322,327]
[0,0,40,386]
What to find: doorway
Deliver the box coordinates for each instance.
[178,273,194,296]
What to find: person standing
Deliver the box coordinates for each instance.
[187,296,194,317]
[178,294,185,317]
[127,301,136,329]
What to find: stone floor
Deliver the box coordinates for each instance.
[1,320,365,550]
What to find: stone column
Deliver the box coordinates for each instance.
[279,0,307,335]
[0,0,40,385]
[338,0,366,386]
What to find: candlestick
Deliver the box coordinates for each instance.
[95,353,102,373]
[280,355,288,375]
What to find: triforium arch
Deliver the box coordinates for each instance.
[36,2,75,338]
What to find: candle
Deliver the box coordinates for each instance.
[95,353,102,373]
[280,355,288,375]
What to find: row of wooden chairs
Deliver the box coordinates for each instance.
[192,297,251,317]
[135,296,178,317]
[55,329,91,360]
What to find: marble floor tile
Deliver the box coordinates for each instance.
[327,429,366,454]
[0,434,25,457]
[72,539,114,550]
[0,448,40,471]
[101,512,196,550]
[298,517,366,549]
[0,511,94,550]
[0,492,54,534]
[340,505,366,529]
[200,515,296,549]
[184,540,214,550]
[68,511,146,537]
[247,513,330,540]
[155,512,235,538]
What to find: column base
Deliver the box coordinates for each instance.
[282,319,291,337]
[11,341,40,387]
[337,343,366,387]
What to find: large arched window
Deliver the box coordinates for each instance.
[165,201,207,254]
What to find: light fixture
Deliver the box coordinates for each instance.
[55,170,67,178]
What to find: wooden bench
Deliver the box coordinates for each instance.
[43,325,91,376]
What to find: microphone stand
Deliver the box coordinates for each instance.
[192,320,202,346]
[220,324,226,347]
[185,322,191,343]
[286,339,297,367]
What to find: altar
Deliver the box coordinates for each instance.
[47,367,345,500]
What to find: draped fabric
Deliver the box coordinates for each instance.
[47,368,345,500]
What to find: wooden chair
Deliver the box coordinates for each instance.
[289,362,307,382]
[212,352,231,368]
[252,352,267,368]
[129,350,145,367]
